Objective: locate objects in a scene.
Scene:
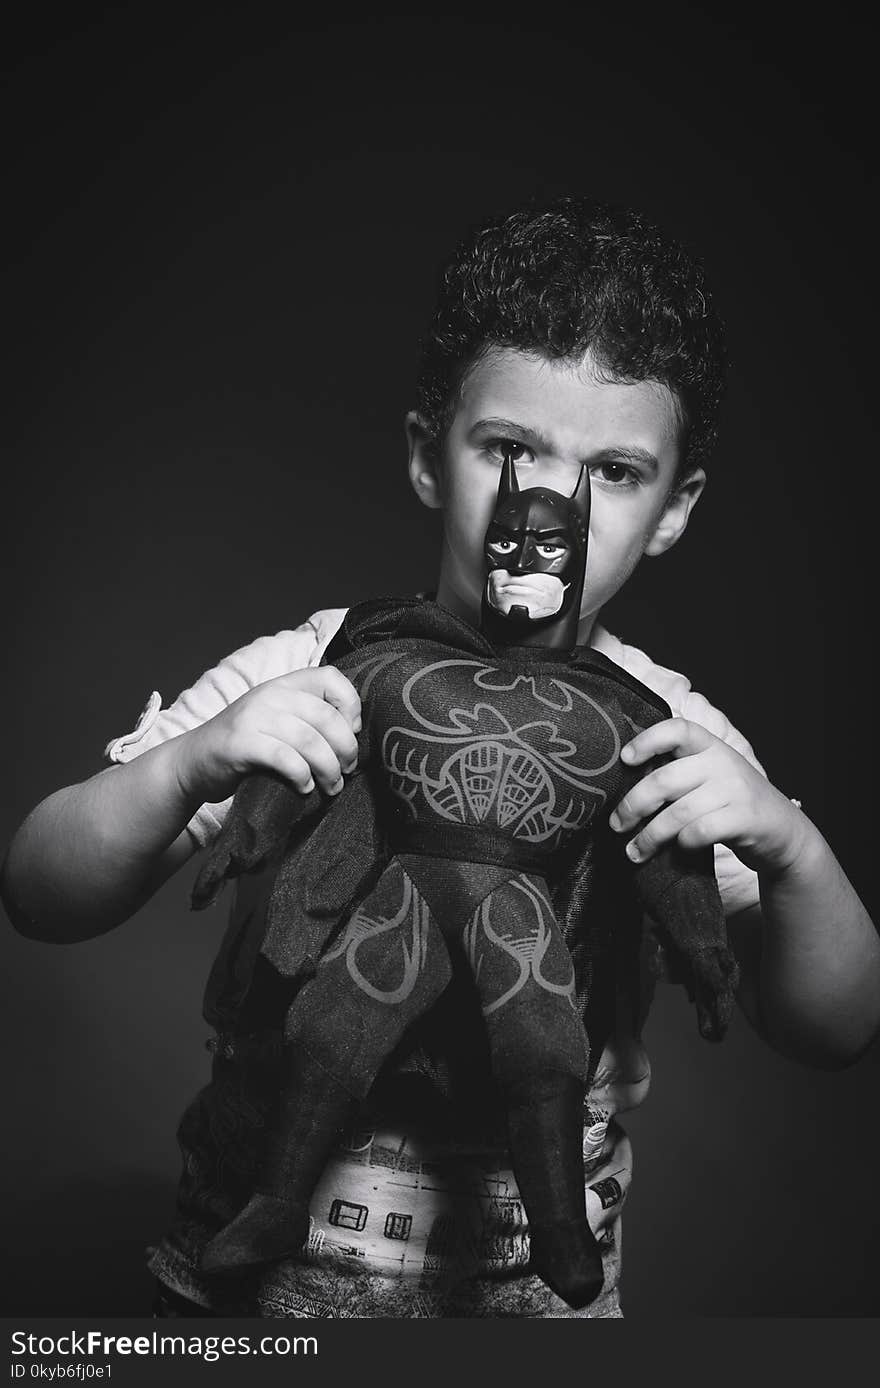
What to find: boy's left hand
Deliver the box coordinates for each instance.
[609,718,809,877]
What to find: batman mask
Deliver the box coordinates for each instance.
[480,454,591,650]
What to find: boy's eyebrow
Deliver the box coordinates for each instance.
[469,417,556,452]
[469,418,659,473]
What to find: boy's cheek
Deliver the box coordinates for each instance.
[441,449,500,516]
[444,497,496,569]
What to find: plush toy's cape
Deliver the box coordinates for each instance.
[193,597,739,1096]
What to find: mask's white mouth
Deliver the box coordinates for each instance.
[486,570,568,621]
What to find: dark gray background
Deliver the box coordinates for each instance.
[2,2,877,1316]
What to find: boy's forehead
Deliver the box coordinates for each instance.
[454,346,682,457]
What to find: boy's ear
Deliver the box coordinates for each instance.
[406,411,444,510]
[644,467,707,557]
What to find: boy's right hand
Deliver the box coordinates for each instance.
[175,667,362,807]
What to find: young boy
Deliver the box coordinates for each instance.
[3,195,878,1319]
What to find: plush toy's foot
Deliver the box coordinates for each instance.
[529,1221,605,1310]
[200,1196,310,1278]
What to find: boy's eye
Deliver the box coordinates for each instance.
[485,438,533,467]
[593,461,638,486]
[489,539,517,554]
[538,544,566,558]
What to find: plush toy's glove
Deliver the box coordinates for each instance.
[632,842,740,1041]
[191,773,323,910]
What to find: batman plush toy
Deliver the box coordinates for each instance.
[190,458,738,1310]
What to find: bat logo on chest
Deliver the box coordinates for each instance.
[378,659,621,844]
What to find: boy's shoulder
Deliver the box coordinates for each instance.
[590,628,695,714]
[568,644,671,721]
[591,628,764,773]
[197,609,349,680]
[104,611,347,766]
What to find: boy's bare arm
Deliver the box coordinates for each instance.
[1,746,204,942]
[723,842,879,1070]
[1,667,361,944]
[611,719,880,1069]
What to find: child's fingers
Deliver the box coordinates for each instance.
[277,716,351,795]
[276,693,360,773]
[609,758,706,833]
[621,787,729,863]
[270,667,362,732]
[247,735,316,795]
[309,666,363,731]
[621,717,716,767]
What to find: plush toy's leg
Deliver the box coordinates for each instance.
[454,870,603,1310]
[201,857,452,1279]
[506,1073,604,1310]
[200,1046,359,1277]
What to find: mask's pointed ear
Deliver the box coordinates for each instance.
[498,452,519,501]
[570,464,591,526]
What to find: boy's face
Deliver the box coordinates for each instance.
[408,346,704,639]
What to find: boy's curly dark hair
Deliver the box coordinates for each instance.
[415,196,727,476]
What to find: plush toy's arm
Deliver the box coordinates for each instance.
[630,842,740,1041]
[190,773,326,910]
[260,768,386,978]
